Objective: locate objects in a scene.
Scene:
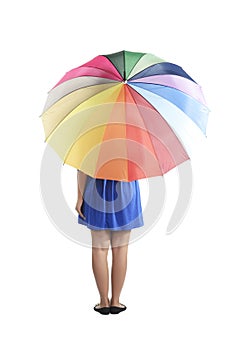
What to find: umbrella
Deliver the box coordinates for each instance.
[40,50,209,181]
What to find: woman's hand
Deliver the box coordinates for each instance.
[75,197,86,220]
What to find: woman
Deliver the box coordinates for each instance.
[75,170,144,315]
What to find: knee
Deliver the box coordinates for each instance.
[111,239,130,249]
[111,245,128,256]
[92,246,110,254]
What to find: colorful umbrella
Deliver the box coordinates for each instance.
[40,50,209,181]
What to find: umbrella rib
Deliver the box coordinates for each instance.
[123,50,126,81]
[127,84,190,170]
[90,86,126,178]
[57,66,122,85]
[84,66,122,80]
[104,57,123,81]
[42,77,118,114]
[126,53,147,80]
[83,65,121,77]
[123,83,128,179]
[126,85,163,176]
[129,83,208,134]
[130,81,208,107]
[45,82,120,142]
[129,63,196,83]
[62,85,124,168]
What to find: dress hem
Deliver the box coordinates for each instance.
[78,219,144,231]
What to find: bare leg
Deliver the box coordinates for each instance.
[91,229,111,308]
[110,230,131,307]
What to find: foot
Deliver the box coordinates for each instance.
[95,298,110,309]
[110,301,127,314]
[94,299,110,315]
[94,304,110,315]
[110,302,126,308]
[94,302,109,309]
[110,298,125,308]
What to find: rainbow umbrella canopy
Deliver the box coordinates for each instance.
[40,50,209,181]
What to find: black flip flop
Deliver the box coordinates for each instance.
[94,304,110,315]
[110,304,127,314]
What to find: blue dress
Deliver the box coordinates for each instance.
[77,171,144,231]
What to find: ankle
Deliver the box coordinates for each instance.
[100,297,109,304]
[110,298,119,305]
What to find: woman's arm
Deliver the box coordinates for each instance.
[75,170,87,219]
[77,170,87,200]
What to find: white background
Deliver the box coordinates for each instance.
[1,0,233,349]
